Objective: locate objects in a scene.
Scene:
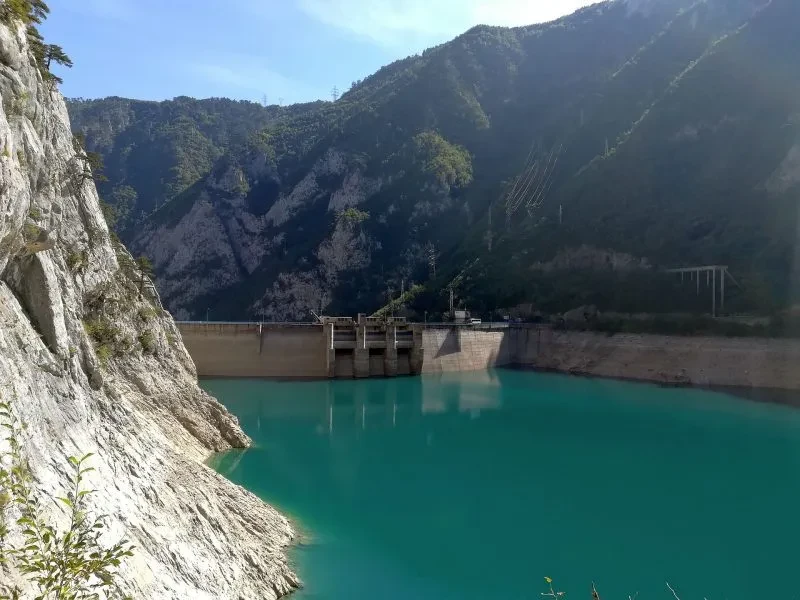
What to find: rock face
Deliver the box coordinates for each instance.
[132,145,385,321]
[0,20,296,599]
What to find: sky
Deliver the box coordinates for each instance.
[41,0,597,105]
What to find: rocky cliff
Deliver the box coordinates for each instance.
[0,17,296,599]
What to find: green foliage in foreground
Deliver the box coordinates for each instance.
[0,398,134,599]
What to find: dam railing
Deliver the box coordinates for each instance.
[176,321,515,329]
[177,320,321,327]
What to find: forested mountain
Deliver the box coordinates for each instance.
[68,0,799,321]
[67,96,322,229]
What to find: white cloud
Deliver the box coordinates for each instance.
[297,0,598,47]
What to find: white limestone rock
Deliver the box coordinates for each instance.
[0,18,297,599]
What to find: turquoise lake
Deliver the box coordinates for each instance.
[204,370,800,600]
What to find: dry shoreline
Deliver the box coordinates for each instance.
[530,330,800,393]
[511,364,800,409]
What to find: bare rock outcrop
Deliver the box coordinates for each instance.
[0,18,296,599]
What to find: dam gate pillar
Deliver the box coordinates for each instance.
[384,324,398,377]
[324,322,336,378]
[354,314,370,378]
[410,326,424,374]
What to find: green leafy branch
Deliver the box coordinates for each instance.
[0,398,134,600]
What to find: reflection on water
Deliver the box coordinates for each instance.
[205,370,800,600]
[225,371,506,435]
[420,369,502,415]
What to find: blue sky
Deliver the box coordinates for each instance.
[41,0,596,105]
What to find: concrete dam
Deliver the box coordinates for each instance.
[176,317,539,379]
[176,318,800,391]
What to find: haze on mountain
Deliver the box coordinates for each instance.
[67,0,800,322]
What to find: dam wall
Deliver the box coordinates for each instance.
[178,321,520,378]
[177,322,327,378]
[420,326,515,373]
[177,322,800,390]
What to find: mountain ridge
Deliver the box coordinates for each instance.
[68,0,797,321]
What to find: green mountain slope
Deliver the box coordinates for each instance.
[67,96,322,230]
[69,0,796,321]
[458,0,796,315]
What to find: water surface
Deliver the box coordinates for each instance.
[205,370,800,600]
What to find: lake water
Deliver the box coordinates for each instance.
[205,370,800,600]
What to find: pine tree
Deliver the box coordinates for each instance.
[26,24,45,63]
[44,44,72,69]
[136,256,154,293]
[28,0,49,23]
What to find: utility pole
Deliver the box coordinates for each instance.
[262,94,268,107]
[486,204,493,252]
[427,243,436,279]
[331,86,339,102]
[559,204,563,225]
[712,266,716,318]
